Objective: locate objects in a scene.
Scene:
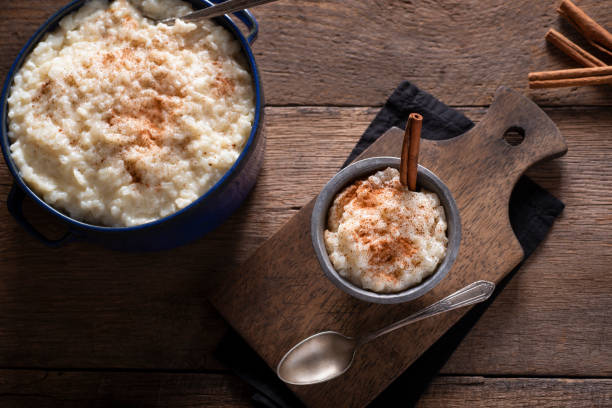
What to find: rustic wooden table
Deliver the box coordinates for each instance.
[1,1,611,406]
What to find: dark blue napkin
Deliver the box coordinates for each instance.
[215,82,565,408]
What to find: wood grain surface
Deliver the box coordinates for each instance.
[210,88,569,407]
[0,106,611,404]
[1,0,611,406]
[417,376,612,408]
[0,370,608,407]
[0,370,254,407]
[2,0,612,108]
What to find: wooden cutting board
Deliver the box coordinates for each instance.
[210,87,567,407]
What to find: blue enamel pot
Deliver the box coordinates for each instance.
[0,0,265,251]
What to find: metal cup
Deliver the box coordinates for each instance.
[311,157,461,304]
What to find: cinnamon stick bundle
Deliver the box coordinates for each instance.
[557,0,612,56]
[529,66,612,88]
[529,1,612,89]
[545,28,605,67]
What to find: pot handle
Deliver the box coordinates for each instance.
[7,184,76,248]
[209,0,259,44]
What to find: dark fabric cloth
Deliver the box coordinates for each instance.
[214,82,565,408]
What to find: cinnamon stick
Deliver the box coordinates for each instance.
[529,66,612,88]
[529,65,612,81]
[529,75,612,89]
[400,113,423,191]
[545,28,606,67]
[557,0,612,56]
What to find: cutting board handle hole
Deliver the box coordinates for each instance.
[503,126,525,146]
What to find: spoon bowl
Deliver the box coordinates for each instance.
[277,331,357,385]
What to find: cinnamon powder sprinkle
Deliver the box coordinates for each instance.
[213,73,235,97]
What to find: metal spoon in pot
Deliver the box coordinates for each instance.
[277,280,495,385]
[139,0,280,25]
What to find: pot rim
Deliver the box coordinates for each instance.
[311,157,462,304]
[0,0,263,232]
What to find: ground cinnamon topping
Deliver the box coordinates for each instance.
[213,73,235,97]
[354,182,381,208]
[121,15,138,29]
[33,79,53,102]
[124,159,142,184]
[99,47,183,177]
[102,52,116,65]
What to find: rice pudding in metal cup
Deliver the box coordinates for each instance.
[311,157,461,304]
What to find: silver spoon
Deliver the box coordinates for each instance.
[277,280,495,385]
[148,0,280,25]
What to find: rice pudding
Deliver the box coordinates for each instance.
[7,0,254,226]
[324,167,448,293]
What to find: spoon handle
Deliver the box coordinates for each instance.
[358,280,495,345]
[161,0,279,24]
